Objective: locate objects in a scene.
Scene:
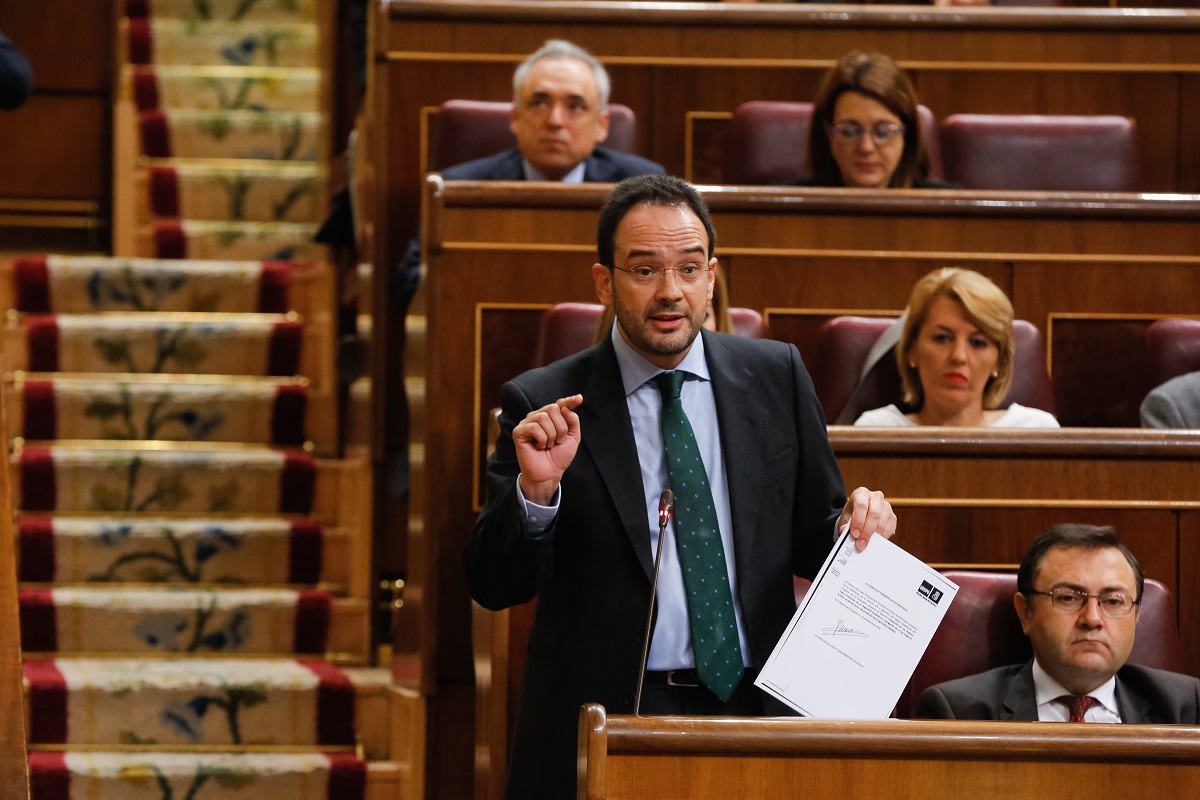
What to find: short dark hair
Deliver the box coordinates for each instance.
[1017,523,1144,602]
[596,174,716,268]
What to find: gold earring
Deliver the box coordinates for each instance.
[909,362,917,369]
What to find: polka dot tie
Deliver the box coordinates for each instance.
[1062,694,1096,723]
[654,370,743,702]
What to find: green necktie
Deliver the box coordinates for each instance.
[654,370,743,702]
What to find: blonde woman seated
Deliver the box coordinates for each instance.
[854,268,1059,428]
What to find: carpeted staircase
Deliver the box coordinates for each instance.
[1,1,419,798]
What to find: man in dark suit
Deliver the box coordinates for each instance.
[393,39,664,311]
[467,174,897,799]
[919,524,1200,723]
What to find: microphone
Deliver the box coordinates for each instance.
[634,489,673,716]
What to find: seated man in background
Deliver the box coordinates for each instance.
[1141,371,1200,428]
[392,38,665,312]
[919,524,1199,723]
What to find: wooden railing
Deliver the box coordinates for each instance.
[0,387,30,797]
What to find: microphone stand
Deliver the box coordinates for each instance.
[634,489,673,717]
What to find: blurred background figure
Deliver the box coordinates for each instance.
[0,28,33,110]
[855,267,1059,428]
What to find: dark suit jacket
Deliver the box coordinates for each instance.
[466,331,846,799]
[917,661,1200,723]
[391,146,665,312]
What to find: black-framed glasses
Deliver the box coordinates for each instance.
[611,265,710,286]
[831,121,905,146]
[1026,587,1139,617]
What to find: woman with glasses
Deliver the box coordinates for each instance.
[802,50,954,189]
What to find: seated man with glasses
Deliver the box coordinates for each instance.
[919,524,1200,723]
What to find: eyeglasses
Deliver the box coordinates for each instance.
[611,265,711,286]
[1026,587,1139,617]
[831,121,905,146]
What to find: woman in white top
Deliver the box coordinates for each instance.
[854,268,1059,428]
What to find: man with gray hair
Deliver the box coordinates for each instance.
[393,39,663,311]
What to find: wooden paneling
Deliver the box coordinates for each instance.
[375,1,1200,271]
[580,706,1200,800]
[0,392,28,796]
[0,1,114,91]
[0,3,113,249]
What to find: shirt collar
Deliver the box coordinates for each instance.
[1031,658,1119,715]
[521,158,587,183]
[609,322,710,398]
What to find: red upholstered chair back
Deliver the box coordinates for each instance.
[534,303,604,367]
[895,571,1185,718]
[533,303,768,368]
[721,101,944,185]
[1145,318,1200,389]
[430,100,638,172]
[940,114,1140,191]
[728,307,767,339]
[812,316,1055,423]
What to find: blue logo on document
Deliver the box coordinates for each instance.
[918,581,944,605]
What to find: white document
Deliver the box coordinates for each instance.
[755,530,958,719]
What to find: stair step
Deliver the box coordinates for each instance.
[24,658,366,748]
[127,19,320,69]
[13,445,317,515]
[29,751,368,800]
[17,588,372,659]
[139,109,323,161]
[126,65,322,114]
[9,376,321,447]
[126,0,319,24]
[145,162,326,223]
[16,517,352,590]
[8,313,309,377]
[144,219,323,262]
[2,255,315,314]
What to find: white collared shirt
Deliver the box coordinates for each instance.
[1031,659,1122,723]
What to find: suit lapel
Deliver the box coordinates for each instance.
[1114,672,1155,723]
[495,149,527,180]
[1001,662,1040,721]
[703,333,770,590]
[578,339,657,578]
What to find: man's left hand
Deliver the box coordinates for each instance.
[837,487,896,552]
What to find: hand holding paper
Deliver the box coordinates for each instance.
[756,531,957,718]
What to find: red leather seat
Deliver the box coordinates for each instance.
[721,101,944,185]
[1145,318,1200,389]
[812,315,1055,424]
[895,571,1184,718]
[429,100,639,171]
[940,114,1140,191]
[533,303,767,368]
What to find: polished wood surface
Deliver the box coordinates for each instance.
[375,1,1200,270]
[0,390,30,797]
[579,704,1200,800]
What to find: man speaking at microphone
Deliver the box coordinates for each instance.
[466,174,897,799]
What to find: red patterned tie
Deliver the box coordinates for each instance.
[1065,695,1096,723]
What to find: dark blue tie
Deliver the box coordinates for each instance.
[654,370,743,702]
